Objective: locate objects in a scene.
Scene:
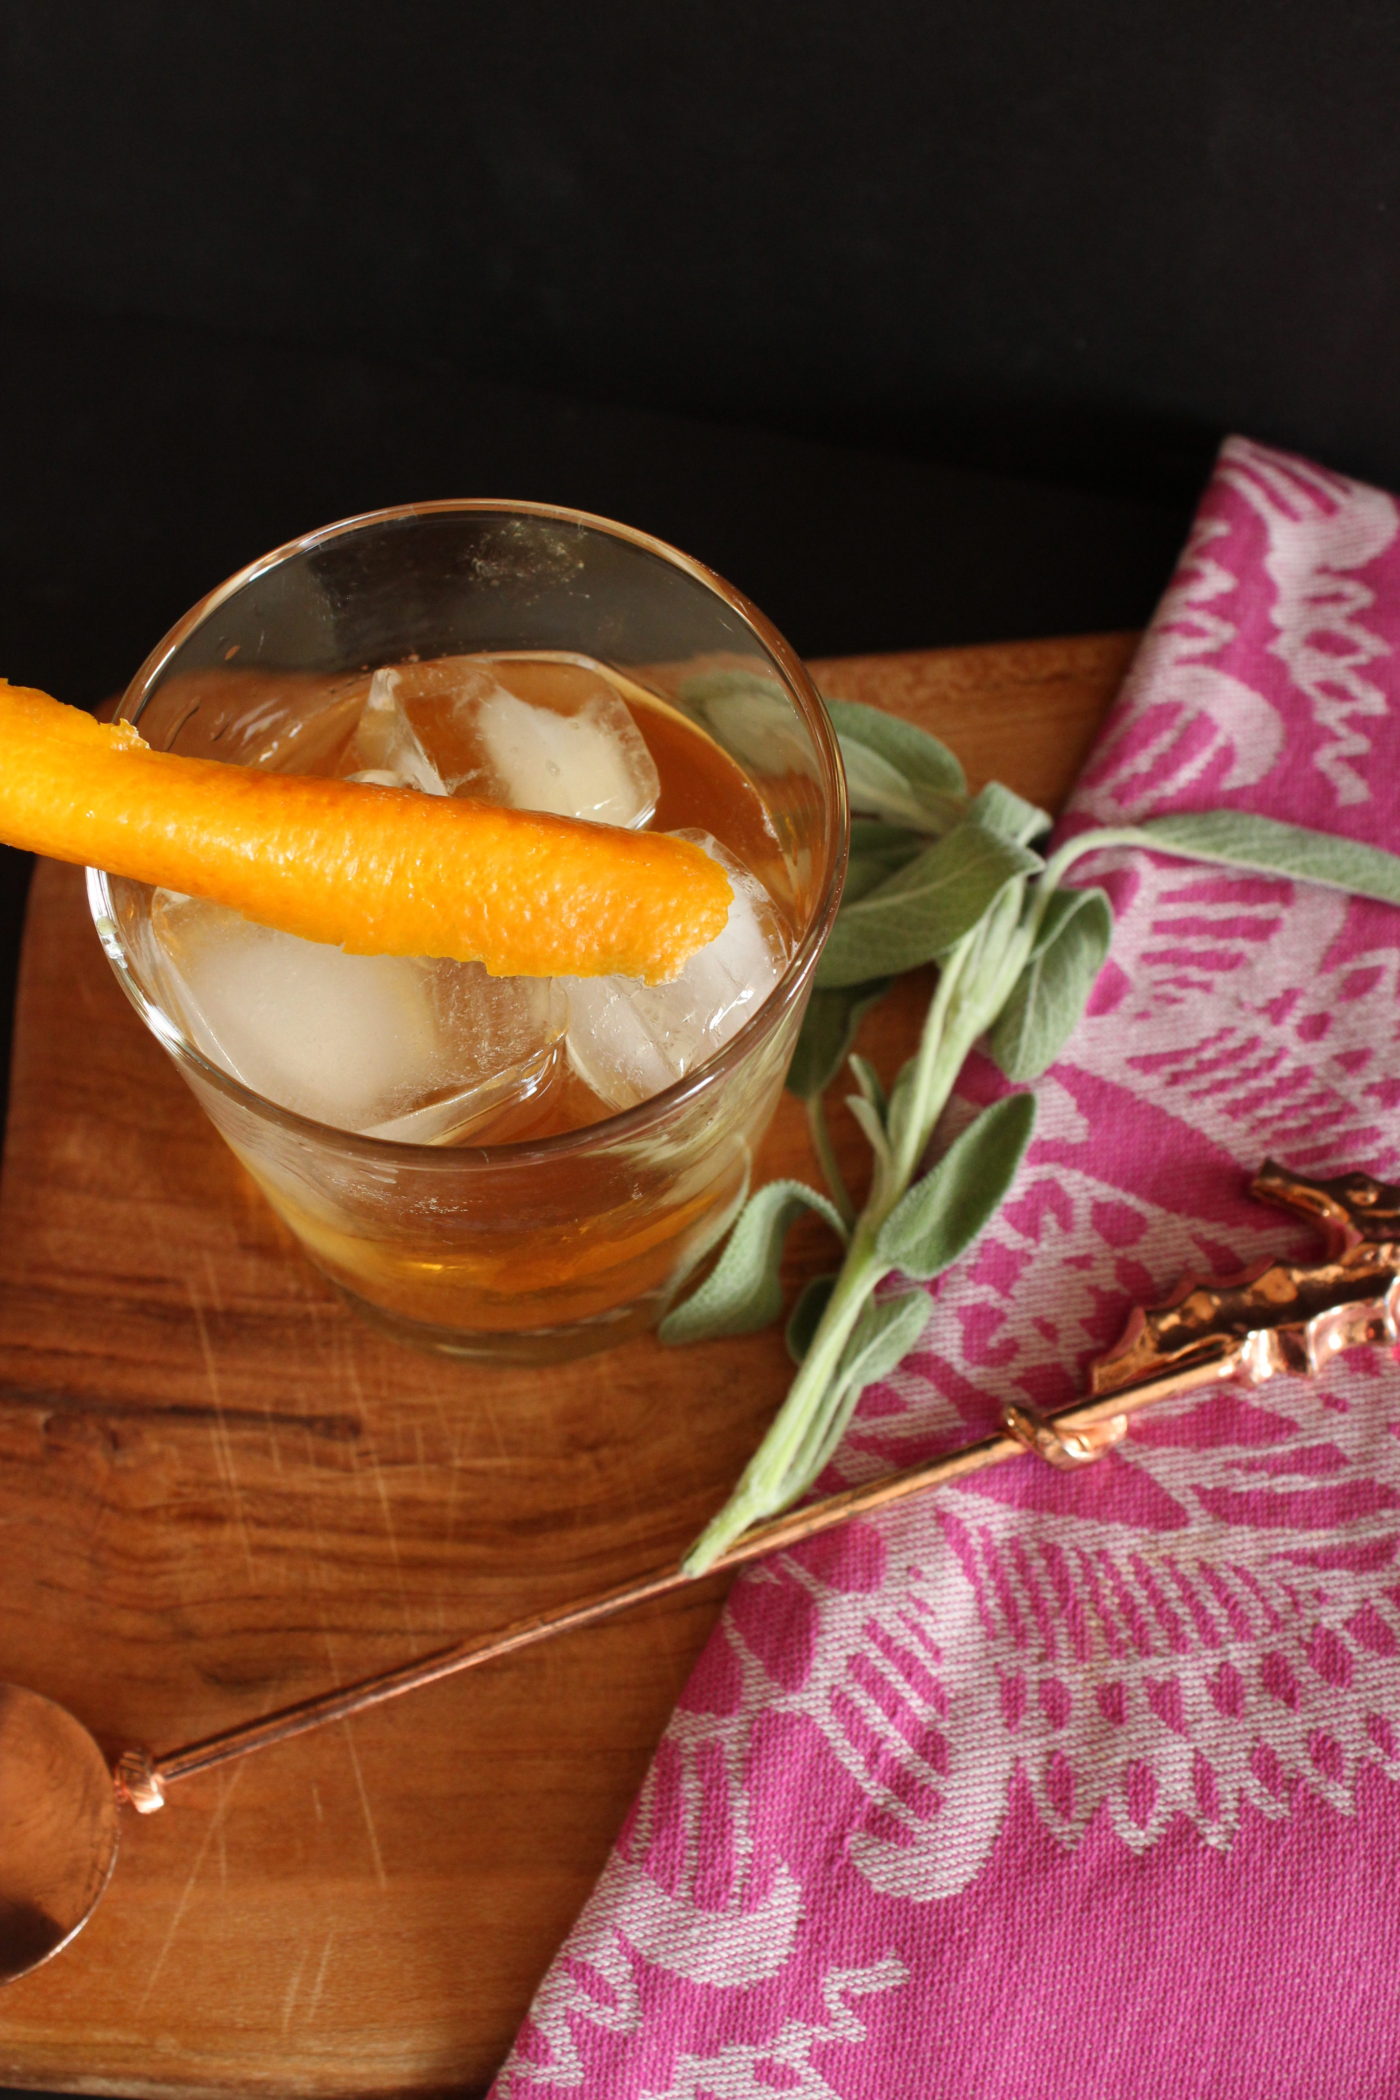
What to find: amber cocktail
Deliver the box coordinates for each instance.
[89,503,847,1362]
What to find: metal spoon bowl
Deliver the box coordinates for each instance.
[0,1685,119,1982]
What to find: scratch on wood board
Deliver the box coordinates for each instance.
[135,1762,249,2014]
[280,1941,312,2035]
[340,1722,389,1889]
[343,1358,410,1622]
[185,1284,256,1579]
[368,1463,409,1618]
[302,1929,338,2025]
[197,1249,226,1316]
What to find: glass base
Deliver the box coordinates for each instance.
[326,1277,666,1365]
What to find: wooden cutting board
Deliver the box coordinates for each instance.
[0,632,1134,2098]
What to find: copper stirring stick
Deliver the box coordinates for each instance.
[3,1158,1399,1982]
[118,1155,1400,1798]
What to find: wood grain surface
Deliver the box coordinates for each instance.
[0,630,1134,2098]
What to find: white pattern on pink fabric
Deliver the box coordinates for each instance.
[495,440,1400,2100]
[1072,511,1284,825]
[1217,440,1397,808]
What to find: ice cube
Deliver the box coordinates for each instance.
[562,834,792,1111]
[364,965,566,1143]
[467,679,659,826]
[148,893,564,1139]
[376,657,660,826]
[346,667,449,794]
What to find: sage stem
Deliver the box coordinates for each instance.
[807,1095,856,1229]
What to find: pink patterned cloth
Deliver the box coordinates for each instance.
[495,438,1400,2098]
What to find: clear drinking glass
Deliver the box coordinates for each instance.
[88,501,847,1362]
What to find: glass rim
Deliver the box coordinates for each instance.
[88,497,849,1166]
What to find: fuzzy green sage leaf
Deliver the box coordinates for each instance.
[843,820,927,902]
[1124,810,1400,906]
[817,818,1041,988]
[786,979,893,1100]
[822,694,967,826]
[986,886,1113,1082]
[658,1179,846,1346]
[969,780,1052,848]
[786,1290,934,1488]
[835,1289,930,1397]
[875,1091,1037,1281]
[786,1272,838,1364]
[675,670,809,776]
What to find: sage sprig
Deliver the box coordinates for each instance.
[666,674,1400,1574]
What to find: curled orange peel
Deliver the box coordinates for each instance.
[0,682,732,982]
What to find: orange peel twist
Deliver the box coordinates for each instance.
[0,681,732,982]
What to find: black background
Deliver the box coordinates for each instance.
[9,0,1400,709]
[3,5,1400,2088]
